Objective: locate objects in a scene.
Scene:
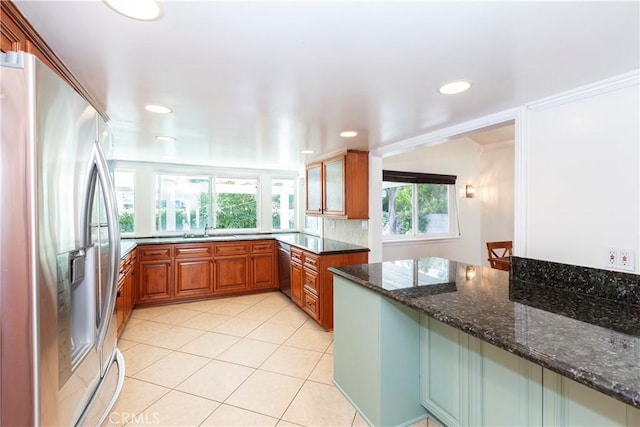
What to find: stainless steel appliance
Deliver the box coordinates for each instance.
[278,241,292,297]
[0,51,124,426]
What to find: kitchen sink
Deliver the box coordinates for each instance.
[181,234,237,241]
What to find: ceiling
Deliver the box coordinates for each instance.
[15,1,639,170]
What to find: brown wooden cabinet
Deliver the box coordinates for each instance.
[175,259,214,297]
[134,239,279,307]
[305,150,369,219]
[117,249,137,337]
[213,242,250,294]
[288,246,368,330]
[290,246,304,305]
[250,241,277,290]
[138,245,173,303]
[174,243,214,298]
[305,162,323,214]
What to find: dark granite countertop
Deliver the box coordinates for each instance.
[123,232,369,256]
[329,257,640,408]
[274,234,370,255]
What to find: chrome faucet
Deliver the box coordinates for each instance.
[203,223,214,237]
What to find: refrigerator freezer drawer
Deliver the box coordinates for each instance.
[76,349,125,427]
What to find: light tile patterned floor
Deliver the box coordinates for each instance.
[109,291,361,426]
[110,291,439,427]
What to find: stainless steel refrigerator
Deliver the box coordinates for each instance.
[0,51,124,426]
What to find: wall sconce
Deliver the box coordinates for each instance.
[465,265,477,281]
[465,184,476,198]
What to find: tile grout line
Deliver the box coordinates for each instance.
[119,291,341,427]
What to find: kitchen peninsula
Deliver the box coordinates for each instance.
[330,257,640,427]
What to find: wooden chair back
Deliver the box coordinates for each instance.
[486,241,513,271]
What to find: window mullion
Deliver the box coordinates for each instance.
[412,183,418,236]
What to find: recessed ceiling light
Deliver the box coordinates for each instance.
[439,80,472,95]
[340,131,358,138]
[103,0,162,21]
[301,149,315,154]
[145,104,172,114]
[155,136,176,142]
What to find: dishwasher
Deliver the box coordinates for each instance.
[277,241,291,298]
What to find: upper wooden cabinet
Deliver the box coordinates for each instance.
[306,163,323,214]
[305,150,369,219]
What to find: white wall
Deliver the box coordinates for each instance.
[479,141,515,266]
[382,137,483,264]
[526,84,639,270]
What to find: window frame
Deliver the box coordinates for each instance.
[113,168,136,237]
[382,170,460,242]
[154,173,213,234]
[212,175,261,233]
[153,173,263,235]
[271,176,297,232]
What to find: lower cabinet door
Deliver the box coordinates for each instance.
[420,315,544,427]
[138,260,172,302]
[290,262,303,305]
[420,315,469,427]
[251,252,276,289]
[468,337,542,426]
[213,256,249,294]
[543,369,640,427]
[175,258,214,297]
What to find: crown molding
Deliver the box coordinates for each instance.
[526,70,640,112]
[1,1,108,121]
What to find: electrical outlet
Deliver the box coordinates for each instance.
[606,248,618,267]
[619,248,636,271]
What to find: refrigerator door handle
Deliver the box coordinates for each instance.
[93,140,120,348]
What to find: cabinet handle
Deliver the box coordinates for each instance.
[117,290,121,298]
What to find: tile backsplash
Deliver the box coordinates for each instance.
[322,218,369,248]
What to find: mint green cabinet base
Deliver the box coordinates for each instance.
[543,369,640,427]
[419,315,469,426]
[420,315,639,427]
[420,315,542,427]
[333,276,428,427]
[468,336,543,426]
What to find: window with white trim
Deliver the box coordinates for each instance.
[271,178,296,230]
[154,175,260,233]
[382,170,459,239]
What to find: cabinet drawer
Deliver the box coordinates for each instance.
[303,269,318,293]
[291,247,304,264]
[214,243,249,256]
[303,253,319,271]
[139,245,172,260]
[126,253,137,266]
[302,289,319,320]
[120,250,135,268]
[175,244,214,259]
[251,241,275,253]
